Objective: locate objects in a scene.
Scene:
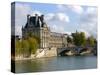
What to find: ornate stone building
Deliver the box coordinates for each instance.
[22,14,67,48]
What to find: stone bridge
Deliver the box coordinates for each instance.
[57,47,77,56]
[57,46,94,56]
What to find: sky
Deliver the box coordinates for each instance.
[13,2,97,38]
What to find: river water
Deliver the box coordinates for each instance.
[15,56,97,73]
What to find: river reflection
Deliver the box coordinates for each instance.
[15,56,97,73]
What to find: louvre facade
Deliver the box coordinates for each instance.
[22,14,68,49]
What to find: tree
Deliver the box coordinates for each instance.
[67,36,73,47]
[27,32,40,54]
[15,37,39,57]
[87,36,95,46]
[67,36,72,43]
[33,35,40,44]
[72,31,79,46]
[15,31,40,57]
[79,32,86,46]
[28,32,40,44]
[71,31,86,46]
[22,39,29,57]
[28,37,38,54]
[15,40,22,56]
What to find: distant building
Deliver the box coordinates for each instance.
[22,14,68,48]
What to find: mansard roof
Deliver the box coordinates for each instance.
[24,14,46,28]
[30,16,36,25]
[24,23,28,28]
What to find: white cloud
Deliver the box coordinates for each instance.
[45,13,70,23]
[15,3,33,36]
[79,7,97,38]
[45,13,55,21]
[68,5,83,14]
[56,5,97,38]
[56,13,69,22]
[57,5,84,14]
[15,3,43,36]
[57,4,67,11]
[86,7,97,15]
[14,3,97,39]
[45,13,70,34]
[51,25,72,35]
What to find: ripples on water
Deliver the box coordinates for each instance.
[15,56,97,73]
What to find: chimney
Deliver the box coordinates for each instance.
[35,14,38,17]
[41,15,44,22]
[35,14,38,26]
[27,14,30,21]
[27,14,30,25]
[41,14,44,18]
[40,15,45,27]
